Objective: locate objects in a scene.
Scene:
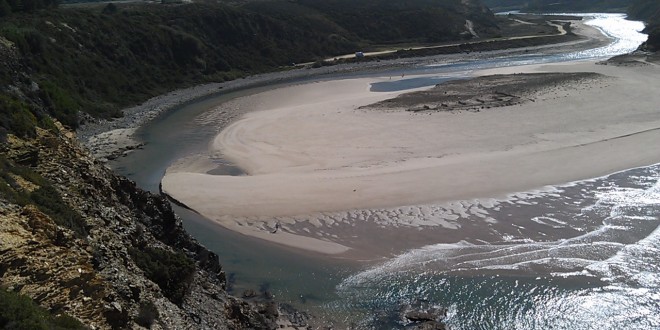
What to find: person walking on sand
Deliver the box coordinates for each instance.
[271,221,281,234]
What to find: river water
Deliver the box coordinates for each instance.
[110,14,657,329]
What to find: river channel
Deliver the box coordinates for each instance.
[109,14,659,329]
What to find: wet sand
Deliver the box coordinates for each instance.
[162,59,660,257]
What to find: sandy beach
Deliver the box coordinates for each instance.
[161,58,660,256]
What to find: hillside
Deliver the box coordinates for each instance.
[243,0,499,45]
[0,2,358,130]
[0,0,500,328]
[0,123,304,329]
[629,0,660,51]
[0,0,498,136]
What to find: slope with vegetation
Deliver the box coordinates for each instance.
[629,0,660,51]
[0,122,298,328]
[243,0,499,45]
[0,0,498,135]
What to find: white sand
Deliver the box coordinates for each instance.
[162,61,660,254]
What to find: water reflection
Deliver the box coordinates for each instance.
[568,13,647,59]
[335,166,660,329]
[109,11,652,329]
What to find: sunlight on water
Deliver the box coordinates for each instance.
[320,14,658,329]
[421,14,646,82]
[114,10,656,329]
[568,13,648,59]
[318,14,660,329]
[332,165,660,329]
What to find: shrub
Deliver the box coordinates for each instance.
[0,94,37,138]
[39,80,80,129]
[135,301,159,328]
[0,289,87,330]
[0,154,87,239]
[0,155,37,205]
[30,185,87,238]
[129,247,196,305]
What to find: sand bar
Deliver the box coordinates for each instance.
[162,59,660,254]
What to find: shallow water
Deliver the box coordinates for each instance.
[333,165,660,328]
[109,13,656,328]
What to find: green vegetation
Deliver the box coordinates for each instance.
[0,289,87,330]
[244,0,499,45]
[629,0,660,18]
[0,0,58,17]
[0,0,498,137]
[30,185,88,238]
[129,246,196,305]
[0,155,87,238]
[0,2,359,126]
[135,301,159,328]
[0,95,38,138]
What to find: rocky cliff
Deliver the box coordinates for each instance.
[0,126,306,329]
[0,18,308,326]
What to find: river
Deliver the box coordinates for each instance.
[110,14,658,329]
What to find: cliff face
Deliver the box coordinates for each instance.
[0,124,304,329]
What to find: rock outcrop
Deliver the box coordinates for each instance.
[0,123,307,329]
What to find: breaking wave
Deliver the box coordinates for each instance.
[332,164,660,329]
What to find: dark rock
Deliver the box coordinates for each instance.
[406,321,447,330]
[257,301,279,318]
[405,311,437,322]
[14,149,39,166]
[243,289,258,298]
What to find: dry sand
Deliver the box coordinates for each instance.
[162,59,660,256]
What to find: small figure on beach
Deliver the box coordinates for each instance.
[271,221,281,234]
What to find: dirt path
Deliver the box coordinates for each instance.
[320,18,569,62]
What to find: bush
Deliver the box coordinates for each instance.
[30,185,87,238]
[129,247,196,305]
[135,301,159,328]
[0,155,37,205]
[0,154,87,239]
[39,80,80,129]
[0,94,37,138]
[0,289,87,330]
